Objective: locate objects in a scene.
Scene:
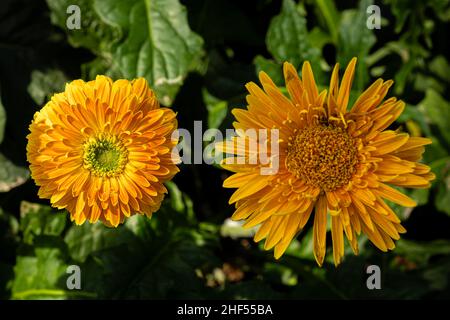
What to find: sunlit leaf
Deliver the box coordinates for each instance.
[94,0,204,105]
[19,201,66,244]
[27,70,68,105]
[0,154,29,193]
[12,245,72,300]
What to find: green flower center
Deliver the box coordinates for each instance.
[83,135,128,177]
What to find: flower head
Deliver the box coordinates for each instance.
[220,58,435,266]
[27,76,179,227]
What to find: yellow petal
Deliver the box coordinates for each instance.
[337,57,356,112]
[313,196,327,266]
[372,132,409,155]
[283,62,304,107]
[264,216,287,250]
[228,176,269,204]
[301,61,319,103]
[376,183,417,207]
[331,216,344,266]
[254,219,274,242]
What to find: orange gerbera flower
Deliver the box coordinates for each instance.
[27,76,179,227]
[219,58,435,266]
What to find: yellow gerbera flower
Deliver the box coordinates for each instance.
[27,76,179,227]
[219,58,435,266]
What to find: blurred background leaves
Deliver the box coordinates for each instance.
[0,0,449,300]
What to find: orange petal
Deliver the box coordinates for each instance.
[337,57,357,112]
[376,183,417,207]
[313,196,327,266]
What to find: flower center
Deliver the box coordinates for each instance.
[83,135,128,177]
[286,125,358,191]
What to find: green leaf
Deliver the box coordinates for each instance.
[387,0,450,33]
[64,182,194,264]
[408,188,430,206]
[386,0,413,33]
[0,207,19,239]
[11,236,97,300]
[429,55,450,83]
[436,173,450,216]
[253,55,284,86]
[11,185,218,299]
[308,27,333,52]
[77,215,217,299]
[0,153,29,193]
[20,201,67,244]
[398,104,432,137]
[62,186,218,298]
[423,258,450,291]
[337,0,376,92]
[292,230,315,261]
[395,239,450,267]
[27,70,68,105]
[46,0,121,53]
[265,0,322,81]
[11,200,96,300]
[0,95,5,144]
[429,156,450,182]
[94,0,204,105]
[418,89,450,143]
[413,73,446,95]
[0,207,18,298]
[11,245,70,300]
[202,89,228,129]
[64,222,135,263]
[312,0,340,43]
